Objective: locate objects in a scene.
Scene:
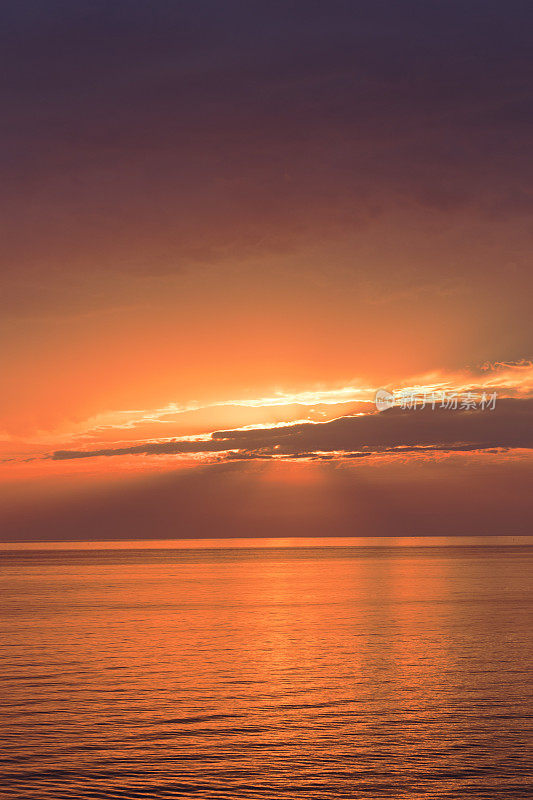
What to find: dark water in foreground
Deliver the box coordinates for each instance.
[1,540,532,799]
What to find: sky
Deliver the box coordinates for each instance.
[1,1,532,541]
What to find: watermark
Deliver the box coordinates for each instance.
[375,388,497,412]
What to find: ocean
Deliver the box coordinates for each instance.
[1,538,532,799]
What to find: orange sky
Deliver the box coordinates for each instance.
[1,2,532,540]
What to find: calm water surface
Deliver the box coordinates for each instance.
[1,540,532,799]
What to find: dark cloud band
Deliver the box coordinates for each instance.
[49,398,533,461]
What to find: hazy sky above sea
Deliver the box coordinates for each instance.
[1,1,532,540]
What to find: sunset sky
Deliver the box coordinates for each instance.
[1,1,532,541]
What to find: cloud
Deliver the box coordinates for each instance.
[2,0,532,284]
[48,398,533,462]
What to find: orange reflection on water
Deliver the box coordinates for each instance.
[1,541,532,797]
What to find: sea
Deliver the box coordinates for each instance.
[1,537,532,799]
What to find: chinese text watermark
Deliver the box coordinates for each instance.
[375,389,498,412]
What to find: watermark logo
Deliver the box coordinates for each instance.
[374,389,497,412]
[375,388,395,412]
